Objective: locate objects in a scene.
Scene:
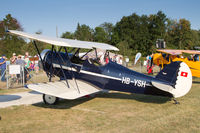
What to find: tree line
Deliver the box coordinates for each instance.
[1,11,200,58]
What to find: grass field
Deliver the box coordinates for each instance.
[0,71,58,94]
[0,66,200,132]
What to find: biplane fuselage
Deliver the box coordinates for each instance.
[42,50,180,98]
[7,30,193,104]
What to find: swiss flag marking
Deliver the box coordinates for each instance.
[181,72,188,77]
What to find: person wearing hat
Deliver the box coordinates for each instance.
[16,55,26,84]
[10,53,17,64]
[16,55,25,66]
[0,55,7,81]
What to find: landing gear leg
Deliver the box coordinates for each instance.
[173,98,180,104]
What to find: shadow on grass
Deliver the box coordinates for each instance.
[33,92,170,109]
[33,96,94,109]
[192,77,200,83]
[28,91,42,94]
[0,95,21,102]
[96,92,171,104]
[193,81,200,84]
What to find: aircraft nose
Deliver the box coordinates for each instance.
[40,49,51,61]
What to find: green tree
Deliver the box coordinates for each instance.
[190,30,200,49]
[177,19,192,49]
[148,11,168,52]
[116,41,132,57]
[0,14,26,57]
[166,19,192,49]
[136,15,152,55]
[61,31,74,39]
[165,19,178,48]
[74,23,93,41]
[100,22,113,42]
[94,27,109,43]
[112,13,155,55]
[112,13,140,49]
[148,11,167,40]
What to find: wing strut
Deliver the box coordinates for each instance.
[64,47,80,94]
[49,45,54,82]
[33,41,70,88]
[80,49,93,59]
[33,41,49,77]
[55,47,80,94]
[53,47,70,88]
[33,40,80,93]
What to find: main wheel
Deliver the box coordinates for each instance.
[43,94,59,105]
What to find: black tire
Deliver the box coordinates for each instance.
[43,94,59,105]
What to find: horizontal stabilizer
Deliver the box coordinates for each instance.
[27,80,101,100]
[151,81,173,92]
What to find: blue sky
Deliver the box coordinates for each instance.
[0,0,200,37]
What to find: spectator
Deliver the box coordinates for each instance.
[119,57,123,65]
[24,52,31,83]
[34,55,39,73]
[105,56,109,64]
[24,52,31,69]
[0,55,7,81]
[25,52,29,58]
[10,53,17,78]
[16,55,26,83]
[194,54,199,61]
[116,55,119,64]
[16,55,25,66]
[30,61,35,71]
[10,53,17,64]
[150,54,154,67]
[113,55,117,62]
[148,54,152,61]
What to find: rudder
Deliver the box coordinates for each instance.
[155,61,192,98]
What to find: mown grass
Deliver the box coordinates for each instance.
[0,77,200,133]
[0,65,200,132]
[0,71,58,94]
[0,88,29,95]
[0,81,30,94]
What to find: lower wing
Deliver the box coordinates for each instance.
[27,80,101,100]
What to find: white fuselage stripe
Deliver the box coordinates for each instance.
[52,63,121,81]
[52,63,151,87]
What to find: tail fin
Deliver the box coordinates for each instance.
[154,61,192,98]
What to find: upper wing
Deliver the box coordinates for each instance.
[181,50,200,55]
[157,49,200,55]
[157,49,182,55]
[7,30,119,51]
